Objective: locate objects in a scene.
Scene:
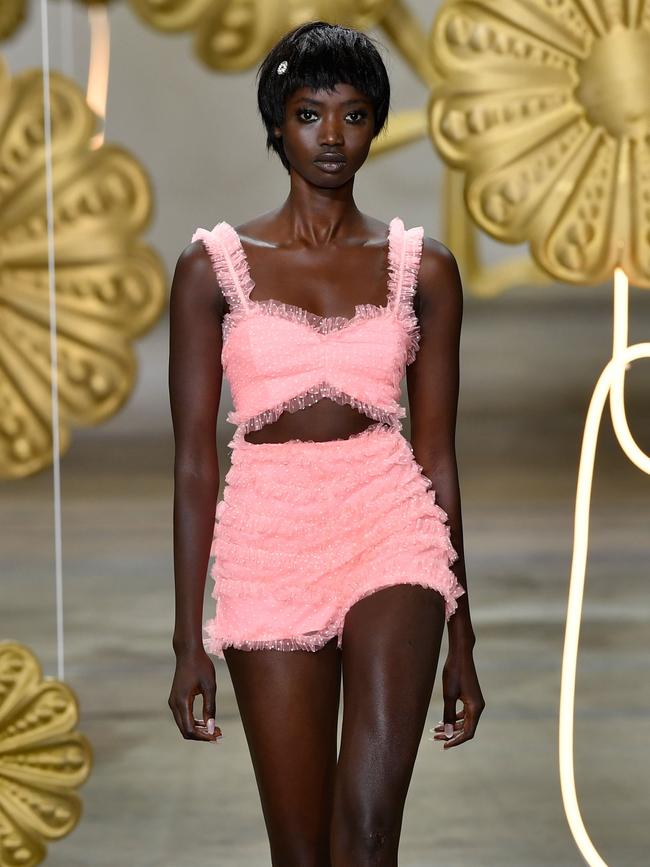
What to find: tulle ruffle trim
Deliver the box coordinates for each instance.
[212,474,455,555]
[226,381,406,435]
[191,222,254,313]
[203,576,465,660]
[193,217,424,367]
[222,296,404,345]
[388,221,424,367]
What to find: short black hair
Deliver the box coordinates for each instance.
[256,21,391,173]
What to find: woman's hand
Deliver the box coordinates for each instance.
[168,647,223,743]
[430,643,484,750]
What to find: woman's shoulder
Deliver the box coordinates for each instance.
[183,218,243,273]
[417,235,463,306]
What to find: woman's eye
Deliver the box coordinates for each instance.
[347,110,367,123]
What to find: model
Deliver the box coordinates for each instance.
[168,20,485,866]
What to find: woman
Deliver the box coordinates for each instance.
[168,20,484,865]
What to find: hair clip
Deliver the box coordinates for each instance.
[276,60,288,75]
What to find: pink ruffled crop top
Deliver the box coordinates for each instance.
[191,217,424,437]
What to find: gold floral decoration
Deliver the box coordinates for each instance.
[429,0,650,287]
[128,0,394,70]
[0,642,92,867]
[0,57,166,480]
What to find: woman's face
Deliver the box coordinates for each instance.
[274,83,375,184]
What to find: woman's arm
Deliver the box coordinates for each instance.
[406,237,474,648]
[167,239,224,741]
[406,237,484,748]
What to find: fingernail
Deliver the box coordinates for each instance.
[207,718,215,735]
[444,723,454,739]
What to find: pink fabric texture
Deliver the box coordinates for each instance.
[205,424,465,658]
[190,216,466,657]
[191,217,422,435]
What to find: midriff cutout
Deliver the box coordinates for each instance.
[242,400,379,444]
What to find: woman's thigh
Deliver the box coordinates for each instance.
[331,584,446,864]
[224,636,342,867]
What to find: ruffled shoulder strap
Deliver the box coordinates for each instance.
[387,216,424,312]
[191,221,254,311]
[388,217,424,364]
[387,216,424,365]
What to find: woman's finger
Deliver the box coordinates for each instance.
[429,717,463,733]
[194,718,224,740]
[179,698,215,741]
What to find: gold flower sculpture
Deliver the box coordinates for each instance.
[0,57,166,480]
[429,0,650,287]
[128,0,394,70]
[0,642,92,867]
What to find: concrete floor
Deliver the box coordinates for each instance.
[2,281,649,865]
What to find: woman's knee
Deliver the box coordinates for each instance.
[330,791,403,864]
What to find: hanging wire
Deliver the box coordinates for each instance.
[39,0,65,681]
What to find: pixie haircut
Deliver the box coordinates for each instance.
[256,21,391,173]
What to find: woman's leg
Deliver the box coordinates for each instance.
[224,637,342,867]
[330,584,446,866]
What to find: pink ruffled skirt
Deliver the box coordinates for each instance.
[203,422,465,659]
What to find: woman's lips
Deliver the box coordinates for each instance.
[314,159,347,172]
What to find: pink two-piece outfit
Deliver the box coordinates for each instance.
[191,217,466,659]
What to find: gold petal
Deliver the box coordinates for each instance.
[0,681,79,755]
[430,76,580,166]
[0,297,135,424]
[629,136,650,283]
[0,772,82,839]
[0,732,91,791]
[0,644,41,729]
[194,0,290,71]
[462,115,594,242]
[0,800,45,867]
[129,0,211,31]
[577,0,621,33]
[0,68,94,206]
[1,145,154,241]
[1,246,166,340]
[430,0,592,82]
[535,132,645,283]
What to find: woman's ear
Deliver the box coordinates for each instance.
[273,126,282,139]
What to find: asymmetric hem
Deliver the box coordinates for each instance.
[204,580,464,657]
